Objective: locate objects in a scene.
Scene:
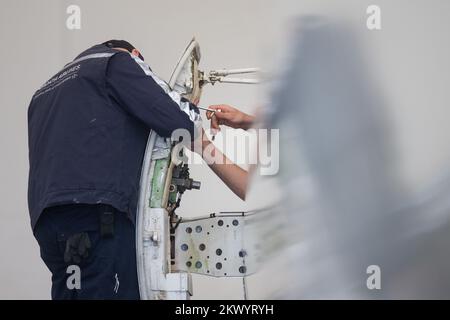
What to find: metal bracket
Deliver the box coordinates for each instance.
[172,207,285,279]
[173,213,256,277]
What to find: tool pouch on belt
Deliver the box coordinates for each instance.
[99,205,115,238]
[63,205,115,265]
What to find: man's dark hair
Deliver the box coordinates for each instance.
[103,39,144,61]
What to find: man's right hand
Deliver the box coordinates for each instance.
[206,104,254,131]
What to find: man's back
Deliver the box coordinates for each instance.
[28,43,196,229]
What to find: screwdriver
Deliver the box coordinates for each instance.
[196,105,218,114]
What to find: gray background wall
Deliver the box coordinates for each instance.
[1,0,450,299]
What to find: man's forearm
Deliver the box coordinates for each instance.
[201,139,248,200]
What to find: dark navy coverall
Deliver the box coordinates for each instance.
[27,44,197,299]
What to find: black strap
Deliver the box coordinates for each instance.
[99,206,115,238]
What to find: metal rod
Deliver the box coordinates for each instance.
[210,68,260,76]
[242,276,248,300]
[218,78,259,84]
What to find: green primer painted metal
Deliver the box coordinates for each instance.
[168,189,177,204]
[150,158,169,208]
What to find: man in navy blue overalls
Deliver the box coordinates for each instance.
[28,40,199,299]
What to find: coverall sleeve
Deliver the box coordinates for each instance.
[105,52,196,138]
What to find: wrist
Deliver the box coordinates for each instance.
[240,113,254,130]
